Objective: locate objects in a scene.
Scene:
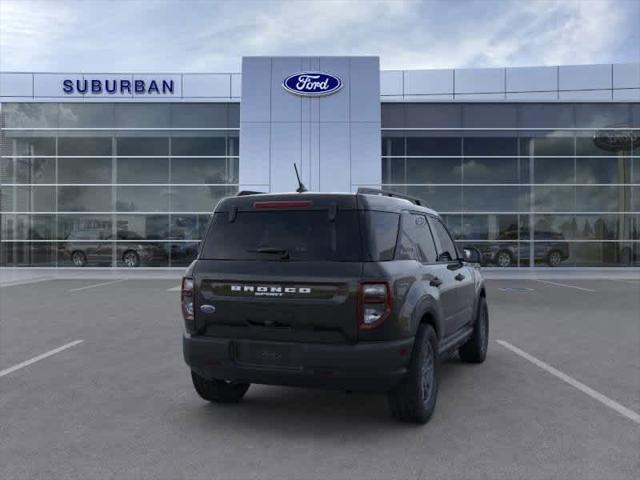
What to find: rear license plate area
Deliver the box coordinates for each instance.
[233,341,295,368]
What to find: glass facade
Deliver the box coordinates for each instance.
[0,103,239,267]
[1,101,639,268]
[382,103,640,267]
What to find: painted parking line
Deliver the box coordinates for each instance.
[0,340,84,379]
[534,280,596,292]
[68,279,126,292]
[0,277,54,288]
[497,340,640,425]
[168,285,181,291]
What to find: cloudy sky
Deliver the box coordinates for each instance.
[1,0,638,73]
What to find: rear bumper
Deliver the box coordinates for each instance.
[183,334,414,392]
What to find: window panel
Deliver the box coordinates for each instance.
[568,242,638,266]
[403,186,462,212]
[576,186,631,212]
[381,136,404,157]
[170,214,211,241]
[58,186,112,212]
[533,214,575,240]
[406,157,462,184]
[13,157,56,184]
[576,157,631,184]
[462,214,520,240]
[170,242,200,267]
[116,137,169,156]
[116,186,170,212]
[57,214,112,240]
[59,104,115,128]
[115,215,170,240]
[117,158,169,183]
[171,136,226,156]
[406,136,460,156]
[463,186,525,212]
[533,186,576,212]
[459,241,530,267]
[171,158,234,184]
[13,186,56,212]
[463,137,518,156]
[58,158,112,183]
[58,137,112,156]
[463,158,519,184]
[1,242,58,267]
[2,104,58,128]
[170,186,237,212]
[3,137,56,156]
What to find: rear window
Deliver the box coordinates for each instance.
[201,210,362,261]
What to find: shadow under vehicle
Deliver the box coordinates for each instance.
[62,229,167,267]
[474,230,570,267]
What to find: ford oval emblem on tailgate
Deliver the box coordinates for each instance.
[200,304,216,314]
[282,72,342,96]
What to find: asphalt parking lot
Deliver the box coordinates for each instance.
[0,275,638,479]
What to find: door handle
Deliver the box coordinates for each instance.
[455,273,465,281]
[429,277,442,287]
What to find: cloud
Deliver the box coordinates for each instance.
[0,0,637,73]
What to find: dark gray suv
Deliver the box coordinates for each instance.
[181,188,488,424]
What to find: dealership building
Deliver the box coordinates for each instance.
[1,56,639,268]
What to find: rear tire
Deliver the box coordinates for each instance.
[459,296,489,363]
[71,251,87,267]
[191,371,250,403]
[547,250,563,267]
[122,250,140,268]
[495,250,513,268]
[387,324,439,424]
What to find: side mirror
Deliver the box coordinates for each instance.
[463,247,482,264]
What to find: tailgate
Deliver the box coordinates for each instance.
[194,260,362,343]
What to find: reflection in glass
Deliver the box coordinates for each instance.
[463,186,525,212]
[171,158,237,184]
[115,215,170,240]
[58,186,112,212]
[406,157,461,184]
[58,158,112,183]
[117,137,168,156]
[170,186,237,212]
[117,158,169,184]
[58,214,112,240]
[58,137,112,156]
[533,186,575,212]
[116,186,170,212]
[462,158,519,184]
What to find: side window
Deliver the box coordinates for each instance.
[365,211,400,261]
[429,217,458,262]
[396,213,437,263]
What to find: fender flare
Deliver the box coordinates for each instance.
[411,296,444,340]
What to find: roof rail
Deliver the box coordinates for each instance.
[357,187,426,207]
[236,190,265,196]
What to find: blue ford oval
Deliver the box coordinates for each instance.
[282,72,343,96]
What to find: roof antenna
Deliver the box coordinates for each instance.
[293,163,308,193]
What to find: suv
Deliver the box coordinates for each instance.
[181,188,488,424]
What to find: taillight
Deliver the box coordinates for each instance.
[358,282,392,330]
[181,277,194,327]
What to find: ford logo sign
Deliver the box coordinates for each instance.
[200,304,216,314]
[282,72,343,97]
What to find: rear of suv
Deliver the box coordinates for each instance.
[182,189,488,424]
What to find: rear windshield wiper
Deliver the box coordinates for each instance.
[246,247,290,260]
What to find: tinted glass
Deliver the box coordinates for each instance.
[117,158,169,183]
[364,211,399,261]
[58,137,112,156]
[396,213,436,262]
[201,210,361,261]
[429,217,458,261]
[117,137,168,156]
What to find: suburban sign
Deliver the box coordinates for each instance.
[282,72,343,96]
[62,78,176,95]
